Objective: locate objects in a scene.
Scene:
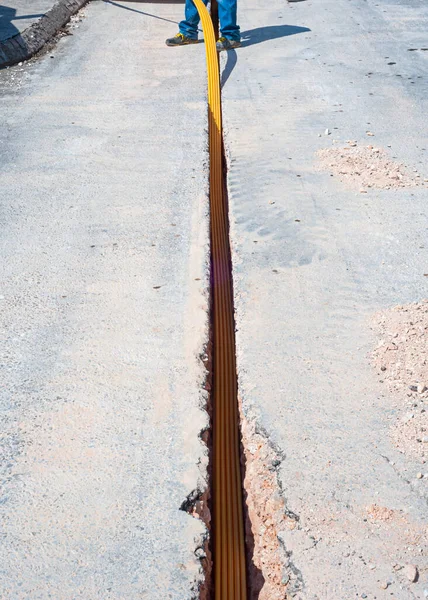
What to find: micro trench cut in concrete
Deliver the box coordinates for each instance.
[0,2,211,598]
[221,0,428,597]
[2,0,428,597]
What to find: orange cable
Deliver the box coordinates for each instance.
[191,2,248,598]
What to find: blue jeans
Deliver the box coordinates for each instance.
[179,0,240,41]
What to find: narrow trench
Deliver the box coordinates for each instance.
[194,130,253,600]
[176,1,250,598]
[202,0,251,596]
[181,2,291,599]
[196,129,267,600]
[208,8,248,600]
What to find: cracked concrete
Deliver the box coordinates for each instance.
[222,0,428,597]
[0,2,210,598]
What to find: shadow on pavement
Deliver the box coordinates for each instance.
[0,5,19,41]
[221,24,310,88]
[103,0,180,25]
[241,24,311,47]
[221,48,237,88]
[104,3,311,98]
[0,4,44,43]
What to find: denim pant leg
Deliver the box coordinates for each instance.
[179,0,209,39]
[218,0,240,41]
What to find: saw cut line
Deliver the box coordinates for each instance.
[192,1,248,598]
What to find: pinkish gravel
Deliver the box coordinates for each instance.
[371,301,428,461]
[241,414,295,600]
[318,143,425,190]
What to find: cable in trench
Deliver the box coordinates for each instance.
[192,1,248,598]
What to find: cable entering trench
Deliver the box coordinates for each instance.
[191,1,248,598]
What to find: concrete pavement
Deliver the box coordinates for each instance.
[0,2,210,598]
[1,0,428,598]
[222,0,428,597]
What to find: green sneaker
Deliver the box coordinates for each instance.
[216,37,242,52]
[166,33,198,47]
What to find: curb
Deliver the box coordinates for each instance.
[0,0,89,68]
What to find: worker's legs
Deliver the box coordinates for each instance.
[179,0,209,40]
[179,0,240,41]
[218,0,240,41]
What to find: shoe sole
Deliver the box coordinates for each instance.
[166,40,199,47]
[216,42,241,51]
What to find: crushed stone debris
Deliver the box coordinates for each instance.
[366,504,395,522]
[403,564,419,582]
[371,301,428,460]
[317,143,424,190]
[241,414,295,600]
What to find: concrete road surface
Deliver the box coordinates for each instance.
[0,2,210,598]
[222,0,428,597]
[1,0,428,598]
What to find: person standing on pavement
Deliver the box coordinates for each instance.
[166,0,241,51]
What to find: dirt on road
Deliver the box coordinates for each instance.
[372,301,428,463]
[318,143,425,191]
